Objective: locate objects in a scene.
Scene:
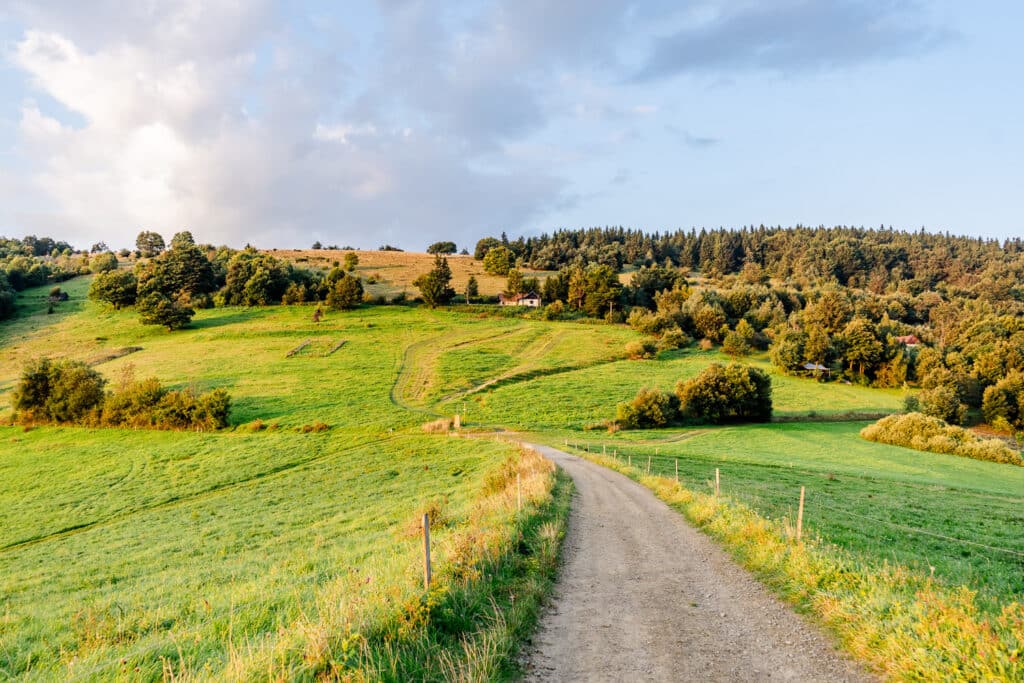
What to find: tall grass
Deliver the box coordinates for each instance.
[213,445,569,681]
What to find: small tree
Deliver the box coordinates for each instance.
[482,246,514,276]
[505,269,525,296]
[413,255,455,308]
[326,273,363,310]
[427,241,457,254]
[89,252,118,274]
[89,270,138,309]
[312,241,323,249]
[343,252,359,272]
[136,231,165,257]
[137,292,194,330]
[466,275,479,303]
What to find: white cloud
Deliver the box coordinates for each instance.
[4,1,569,250]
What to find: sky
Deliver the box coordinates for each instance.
[0,1,1020,252]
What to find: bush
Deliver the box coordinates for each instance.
[918,383,966,425]
[13,358,107,423]
[13,359,231,430]
[982,371,1024,430]
[89,252,118,273]
[326,273,363,310]
[861,412,1021,466]
[675,363,772,424]
[627,309,666,336]
[657,327,691,351]
[616,387,679,429]
[541,300,565,321]
[624,339,657,360]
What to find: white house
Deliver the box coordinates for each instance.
[498,291,542,307]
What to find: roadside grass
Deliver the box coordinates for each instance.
[567,450,1024,681]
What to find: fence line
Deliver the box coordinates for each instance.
[564,443,1024,560]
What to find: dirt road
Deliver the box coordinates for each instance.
[521,444,875,682]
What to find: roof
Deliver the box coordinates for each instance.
[498,291,541,303]
[802,362,829,371]
[895,335,920,345]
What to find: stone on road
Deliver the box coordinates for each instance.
[521,444,875,683]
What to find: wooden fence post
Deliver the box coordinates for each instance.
[646,456,651,474]
[422,513,432,591]
[675,458,679,483]
[517,472,522,512]
[797,486,805,542]
[715,468,720,497]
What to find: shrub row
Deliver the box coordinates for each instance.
[860,412,1022,466]
[616,363,772,429]
[12,358,231,431]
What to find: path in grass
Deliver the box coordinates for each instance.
[521,444,873,682]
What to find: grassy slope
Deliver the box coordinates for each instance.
[419,322,1022,608]
[3,279,1023,677]
[0,290,570,679]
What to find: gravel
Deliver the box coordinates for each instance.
[519,444,877,682]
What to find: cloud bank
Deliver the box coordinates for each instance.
[2,0,948,250]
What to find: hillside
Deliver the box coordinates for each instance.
[271,248,555,299]
[2,244,1023,678]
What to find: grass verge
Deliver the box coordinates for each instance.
[213,444,570,681]
[563,447,1023,681]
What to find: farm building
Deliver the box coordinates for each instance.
[802,362,830,377]
[895,334,920,347]
[498,291,542,307]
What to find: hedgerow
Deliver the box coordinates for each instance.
[860,412,1021,466]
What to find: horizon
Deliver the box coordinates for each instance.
[1,2,1021,250]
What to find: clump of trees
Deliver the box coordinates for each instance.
[676,363,772,423]
[616,363,772,428]
[12,359,231,430]
[861,413,1021,466]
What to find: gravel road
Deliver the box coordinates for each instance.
[520,444,876,682]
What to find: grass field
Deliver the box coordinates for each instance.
[2,276,1022,679]
[0,284,579,679]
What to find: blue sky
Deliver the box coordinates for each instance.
[0,1,1020,251]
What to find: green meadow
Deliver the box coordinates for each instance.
[2,278,1022,679]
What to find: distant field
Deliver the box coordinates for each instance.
[439,348,904,429]
[272,248,556,299]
